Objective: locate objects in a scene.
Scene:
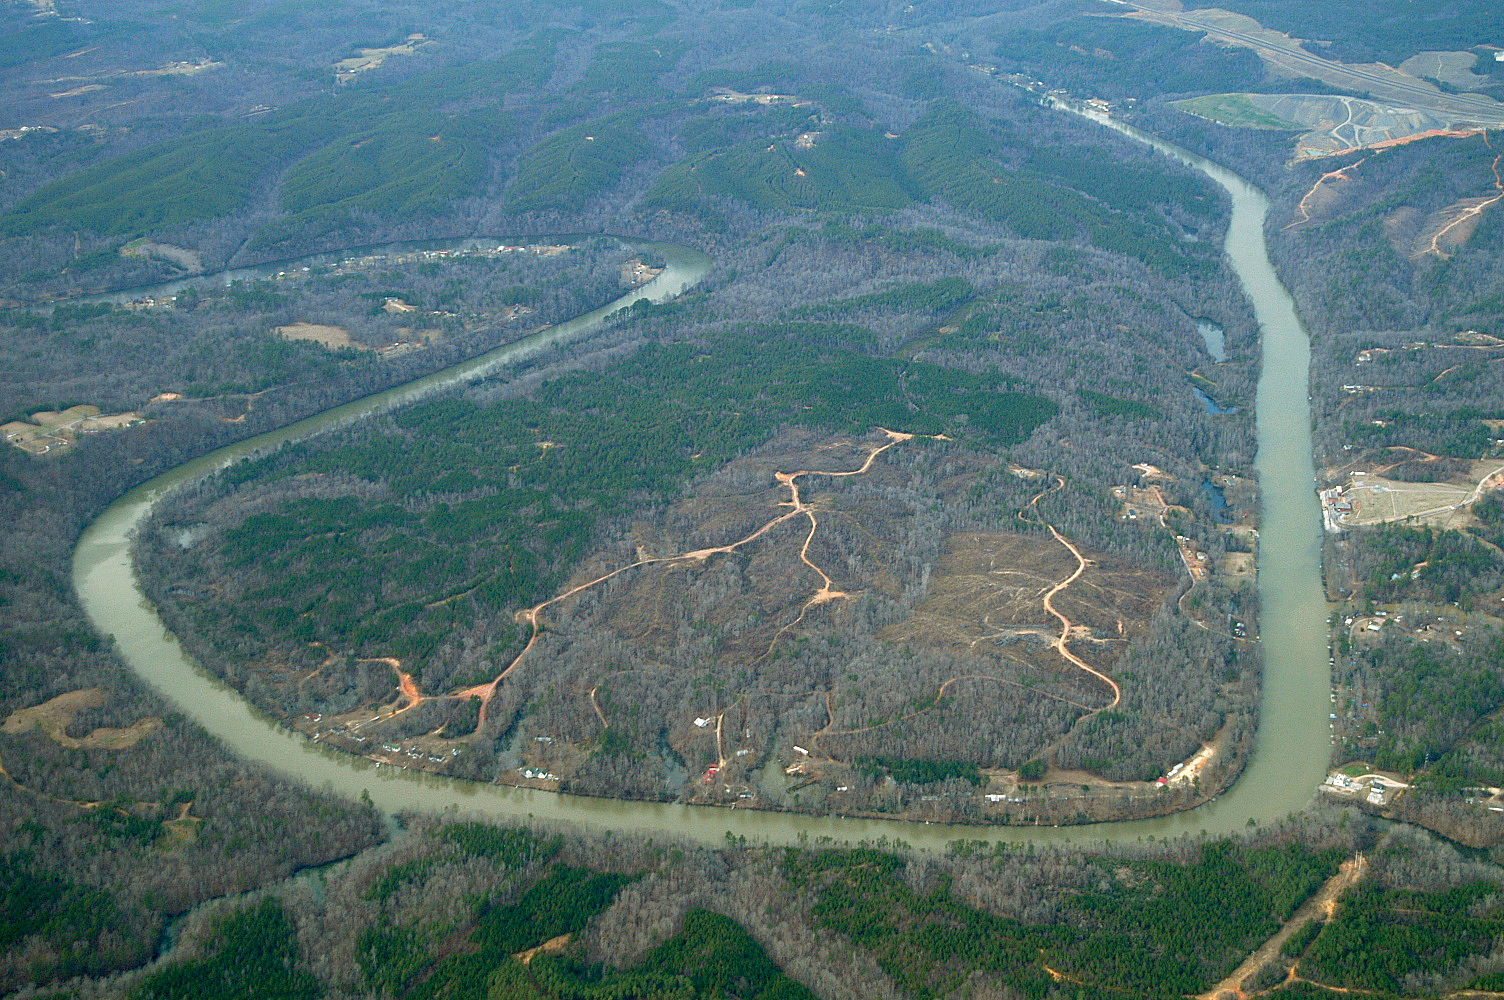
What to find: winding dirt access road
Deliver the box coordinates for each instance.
[1025,476,1123,709]
[472,429,929,728]
[1417,133,1503,259]
[382,432,1134,801]
[1286,156,1368,229]
[761,429,918,657]
[384,433,1128,790]
[809,474,1124,761]
[1040,522,1122,710]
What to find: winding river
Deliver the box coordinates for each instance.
[74,126,1332,849]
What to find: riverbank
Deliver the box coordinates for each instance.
[75,110,1332,849]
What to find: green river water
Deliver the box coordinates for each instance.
[73,124,1333,849]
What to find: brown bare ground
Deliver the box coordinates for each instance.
[457,433,1179,790]
[3,688,161,749]
[1286,157,1366,229]
[493,432,922,695]
[1222,551,1256,580]
[1383,205,1426,257]
[276,322,359,350]
[1412,196,1499,258]
[226,427,1192,801]
[884,531,1172,680]
[515,934,571,965]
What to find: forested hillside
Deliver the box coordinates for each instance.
[1257,104,1504,842]
[12,0,1501,994]
[102,809,1504,1000]
[0,0,1270,838]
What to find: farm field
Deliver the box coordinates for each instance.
[1331,461,1504,530]
[1,404,143,455]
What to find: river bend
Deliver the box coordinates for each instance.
[75,147,1331,849]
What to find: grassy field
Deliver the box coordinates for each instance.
[1342,464,1504,528]
[1,404,143,455]
[3,688,161,750]
[1173,93,1301,130]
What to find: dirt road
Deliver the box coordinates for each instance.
[1197,853,1367,1000]
[475,430,924,727]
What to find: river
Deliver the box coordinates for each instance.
[74,129,1332,849]
[40,236,602,312]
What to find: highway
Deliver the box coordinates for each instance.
[1111,0,1504,125]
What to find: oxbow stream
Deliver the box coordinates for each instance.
[75,134,1332,848]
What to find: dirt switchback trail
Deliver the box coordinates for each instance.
[761,428,917,657]
[1023,475,1122,709]
[1040,523,1122,710]
[810,471,1126,759]
[1285,157,1367,229]
[1418,132,1503,258]
[476,430,926,728]
[70,106,1341,843]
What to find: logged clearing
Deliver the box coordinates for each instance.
[534,432,933,671]
[1410,144,1502,259]
[1411,196,1499,257]
[187,427,1206,815]
[276,322,359,350]
[120,238,203,273]
[1220,551,1255,581]
[515,934,571,965]
[3,688,161,749]
[1286,156,1367,228]
[1198,854,1368,1000]
[883,530,1173,684]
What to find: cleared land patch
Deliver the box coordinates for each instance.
[3,688,161,750]
[2,404,144,455]
[1122,3,1504,128]
[335,34,432,85]
[1242,94,1467,160]
[1122,3,1504,157]
[119,238,203,273]
[1329,461,1504,530]
[1172,93,1299,130]
[1399,50,1496,92]
[881,530,1172,693]
[275,322,359,350]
